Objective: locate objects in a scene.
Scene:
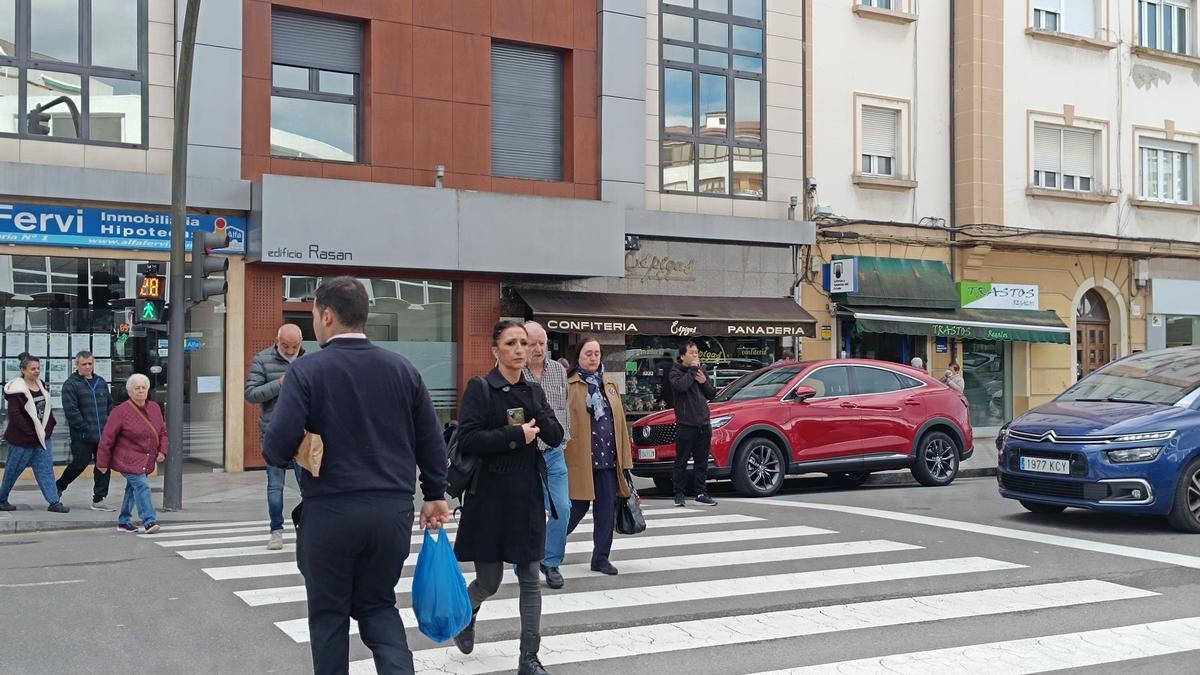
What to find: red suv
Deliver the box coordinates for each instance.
[630,359,974,497]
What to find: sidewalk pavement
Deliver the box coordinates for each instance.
[0,466,283,535]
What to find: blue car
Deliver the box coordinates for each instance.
[997,346,1200,532]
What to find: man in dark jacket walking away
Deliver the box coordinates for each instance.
[669,340,718,508]
[264,277,450,675]
[55,351,114,511]
[246,323,305,550]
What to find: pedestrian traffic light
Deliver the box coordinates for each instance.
[134,267,166,325]
[190,229,229,304]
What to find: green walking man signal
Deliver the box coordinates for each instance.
[135,266,166,325]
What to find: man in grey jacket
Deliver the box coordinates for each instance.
[245,323,304,550]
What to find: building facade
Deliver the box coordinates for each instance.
[0,0,249,472]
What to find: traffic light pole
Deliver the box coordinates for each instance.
[163,0,202,511]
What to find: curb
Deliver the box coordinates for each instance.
[867,466,997,486]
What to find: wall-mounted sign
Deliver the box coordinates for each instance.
[543,318,811,338]
[624,251,697,283]
[935,336,949,353]
[819,325,832,340]
[958,281,1039,310]
[0,201,245,254]
[823,258,859,293]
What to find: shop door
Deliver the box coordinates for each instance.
[1077,290,1111,379]
[962,339,1011,431]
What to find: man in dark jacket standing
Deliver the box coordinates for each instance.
[55,350,114,510]
[246,323,305,550]
[264,277,450,675]
[669,340,718,508]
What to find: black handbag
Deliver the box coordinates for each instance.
[614,470,647,535]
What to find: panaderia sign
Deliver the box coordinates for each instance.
[543,317,811,337]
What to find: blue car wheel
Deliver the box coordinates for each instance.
[1167,458,1200,533]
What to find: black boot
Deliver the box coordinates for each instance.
[453,608,479,655]
[517,652,550,675]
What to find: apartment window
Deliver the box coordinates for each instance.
[0,0,147,145]
[860,106,899,177]
[491,43,564,181]
[861,0,894,8]
[1139,138,1194,204]
[1033,124,1096,192]
[1139,0,1192,54]
[1032,0,1099,36]
[270,10,362,162]
[660,0,766,199]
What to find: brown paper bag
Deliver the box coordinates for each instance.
[296,432,324,477]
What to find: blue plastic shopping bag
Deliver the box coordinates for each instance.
[412,528,473,643]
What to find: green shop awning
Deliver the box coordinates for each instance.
[832,256,960,309]
[846,306,1071,344]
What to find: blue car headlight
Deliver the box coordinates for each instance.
[1105,447,1162,463]
[996,423,1010,452]
[710,415,734,430]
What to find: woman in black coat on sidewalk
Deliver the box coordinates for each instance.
[453,320,564,675]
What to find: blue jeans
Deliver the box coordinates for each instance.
[541,446,571,568]
[0,443,60,505]
[267,462,303,533]
[118,472,157,527]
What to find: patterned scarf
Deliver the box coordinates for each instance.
[577,365,608,421]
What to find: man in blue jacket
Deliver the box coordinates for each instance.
[56,350,114,510]
[264,276,450,675]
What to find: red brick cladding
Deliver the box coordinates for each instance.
[242,0,599,200]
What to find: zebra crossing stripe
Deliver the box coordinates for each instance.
[756,616,1200,674]
[342,580,1156,675]
[161,514,762,549]
[187,522,833,563]
[143,520,269,533]
[203,522,838,580]
[153,506,699,540]
[276,556,1024,643]
[234,539,924,607]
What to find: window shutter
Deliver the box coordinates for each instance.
[1062,129,1095,178]
[1033,125,1061,173]
[272,11,363,73]
[492,44,564,181]
[861,106,897,158]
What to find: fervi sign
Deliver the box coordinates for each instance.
[958,281,1039,311]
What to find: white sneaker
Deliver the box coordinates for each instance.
[90,500,116,512]
[267,532,284,550]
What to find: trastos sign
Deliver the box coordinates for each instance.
[958,281,1039,310]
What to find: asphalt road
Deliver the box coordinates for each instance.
[2,476,1199,674]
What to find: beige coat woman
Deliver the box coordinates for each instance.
[564,372,633,500]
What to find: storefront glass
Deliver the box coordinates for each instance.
[962,339,1011,429]
[0,254,226,467]
[284,277,457,425]
[1166,315,1200,347]
[624,335,776,415]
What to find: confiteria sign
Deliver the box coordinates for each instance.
[543,317,809,337]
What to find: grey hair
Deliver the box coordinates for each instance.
[127,373,151,389]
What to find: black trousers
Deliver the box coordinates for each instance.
[296,492,415,675]
[55,440,109,502]
[673,424,712,497]
[567,468,617,565]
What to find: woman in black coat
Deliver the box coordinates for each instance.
[453,320,563,675]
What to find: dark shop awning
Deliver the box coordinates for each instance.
[844,306,1071,344]
[832,256,960,309]
[518,289,818,338]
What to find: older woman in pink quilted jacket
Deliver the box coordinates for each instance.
[97,374,167,534]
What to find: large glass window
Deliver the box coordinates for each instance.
[270,10,362,162]
[0,254,226,467]
[1138,0,1192,54]
[1167,315,1200,347]
[0,0,147,145]
[1139,139,1194,205]
[962,339,1011,429]
[284,277,457,424]
[624,335,776,414]
[660,0,765,199]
